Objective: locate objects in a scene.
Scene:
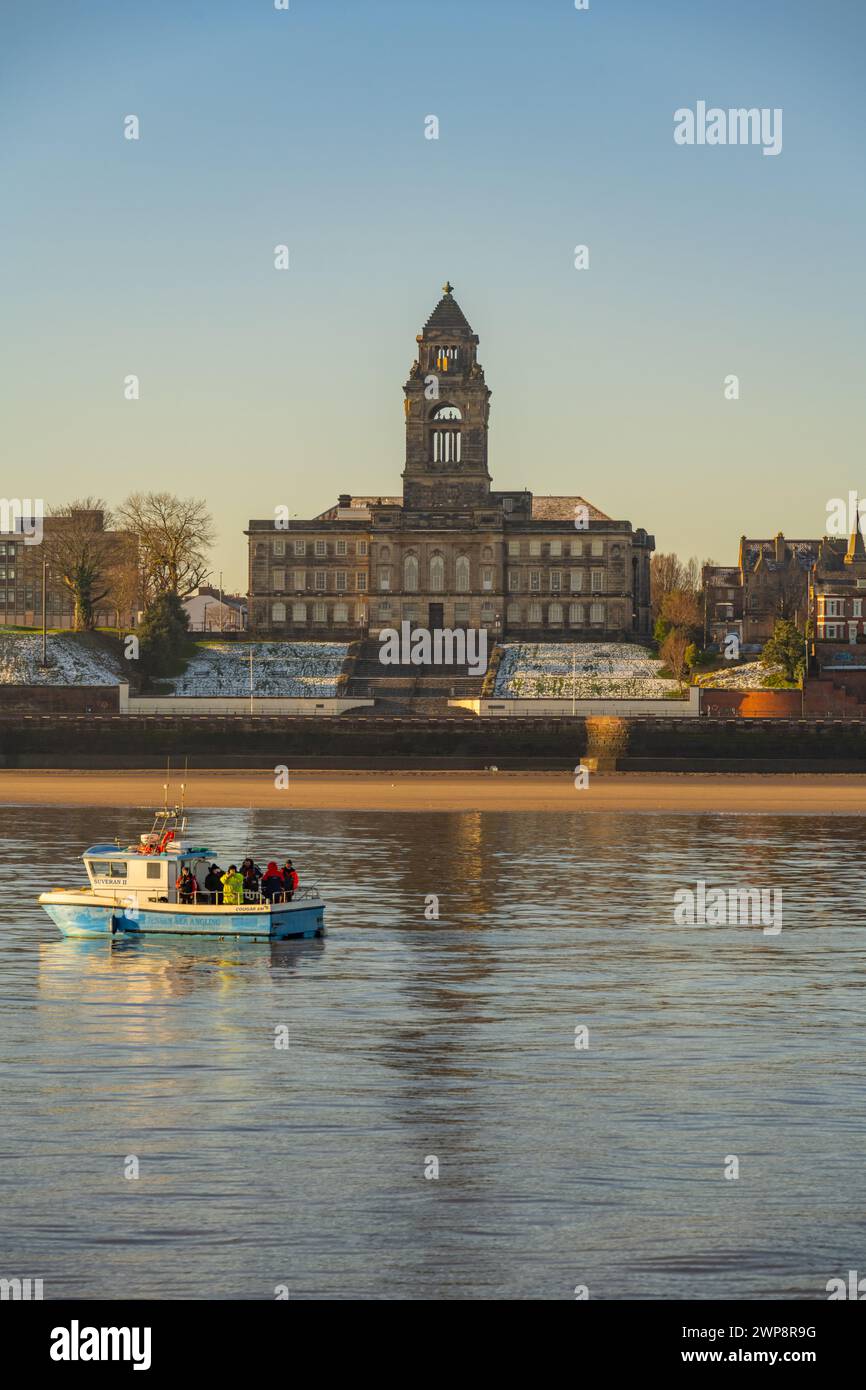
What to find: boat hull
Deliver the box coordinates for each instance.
[39,894,325,941]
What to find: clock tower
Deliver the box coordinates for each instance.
[402,283,493,512]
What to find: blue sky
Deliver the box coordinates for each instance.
[2,0,864,587]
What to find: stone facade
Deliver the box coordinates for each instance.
[0,509,139,630]
[247,286,654,640]
[809,526,866,675]
[703,533,819,650]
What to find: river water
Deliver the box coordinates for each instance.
[1,804,863,1300]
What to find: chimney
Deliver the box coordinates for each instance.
[775,532,785,563]
[338,494,352,508]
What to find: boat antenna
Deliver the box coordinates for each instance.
[163,756,170,813]
[179,756,188,818]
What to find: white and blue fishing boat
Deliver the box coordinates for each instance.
[38,806,325,942]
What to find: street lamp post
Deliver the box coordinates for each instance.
[219,571,224,634]
[42,554,47,666]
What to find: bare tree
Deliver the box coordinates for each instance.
[651,552,700,618]
[661,628,690,687]
[661,587,702,637]
[43,499,119,631]
[118,492,214,605]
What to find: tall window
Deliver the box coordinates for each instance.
[379,568,391,591]
[548,602,563,624]
[404,554,419,591]
[455,555,470,592]
[271,602,286,623]
[430,554,445,591]
[315,539,326,557]
[430,405,462,464]
[292,603,306,623]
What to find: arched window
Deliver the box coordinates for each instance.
[455,555,470,592]
[271,602,286,623]
[430,405,462,464]
[430,554,445,591]
[548,602,563,625]
[404,554,419,591]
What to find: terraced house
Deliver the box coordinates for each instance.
[247,285,654,640]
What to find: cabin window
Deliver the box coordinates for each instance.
[146,863,162,879]
[91,861,127,879]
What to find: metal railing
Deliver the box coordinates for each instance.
[175,885,318,906]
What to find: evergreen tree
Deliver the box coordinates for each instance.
[139,593,190,677]
[762,619,806,684]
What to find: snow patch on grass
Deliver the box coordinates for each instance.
[695,662,786,690]
[0,634,123,686]
[168,642,349,698]
[493,642,681,699]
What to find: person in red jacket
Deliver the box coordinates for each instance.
[281,860,299,899]
[261,861,284,902]
[176,865,199,904]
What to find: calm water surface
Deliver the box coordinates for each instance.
[1,805,864,1300]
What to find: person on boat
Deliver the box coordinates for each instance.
[240,858,262,900]
[261,862,284,902]
[176,866,199,904]
[204,864,223,904]
[281,860,299,899]
[221,865,244,906]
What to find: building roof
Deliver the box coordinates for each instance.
[742,538,820,572]
[422,284,474,335]
[531,495,609,522]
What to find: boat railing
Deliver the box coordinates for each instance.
[177,886,318,907]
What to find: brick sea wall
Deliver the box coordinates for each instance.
[0,685,120,713]
[3,713,866,769]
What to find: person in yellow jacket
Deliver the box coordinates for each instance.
[221,865,244,906]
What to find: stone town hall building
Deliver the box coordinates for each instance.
[247,285,654,640]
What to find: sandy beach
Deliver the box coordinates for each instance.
[0,769,865,813]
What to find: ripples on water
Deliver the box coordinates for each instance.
[1,805,864,1300]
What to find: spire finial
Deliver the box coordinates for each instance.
[442,280,454,295]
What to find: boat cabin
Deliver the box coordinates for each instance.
[83,842,215,907]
